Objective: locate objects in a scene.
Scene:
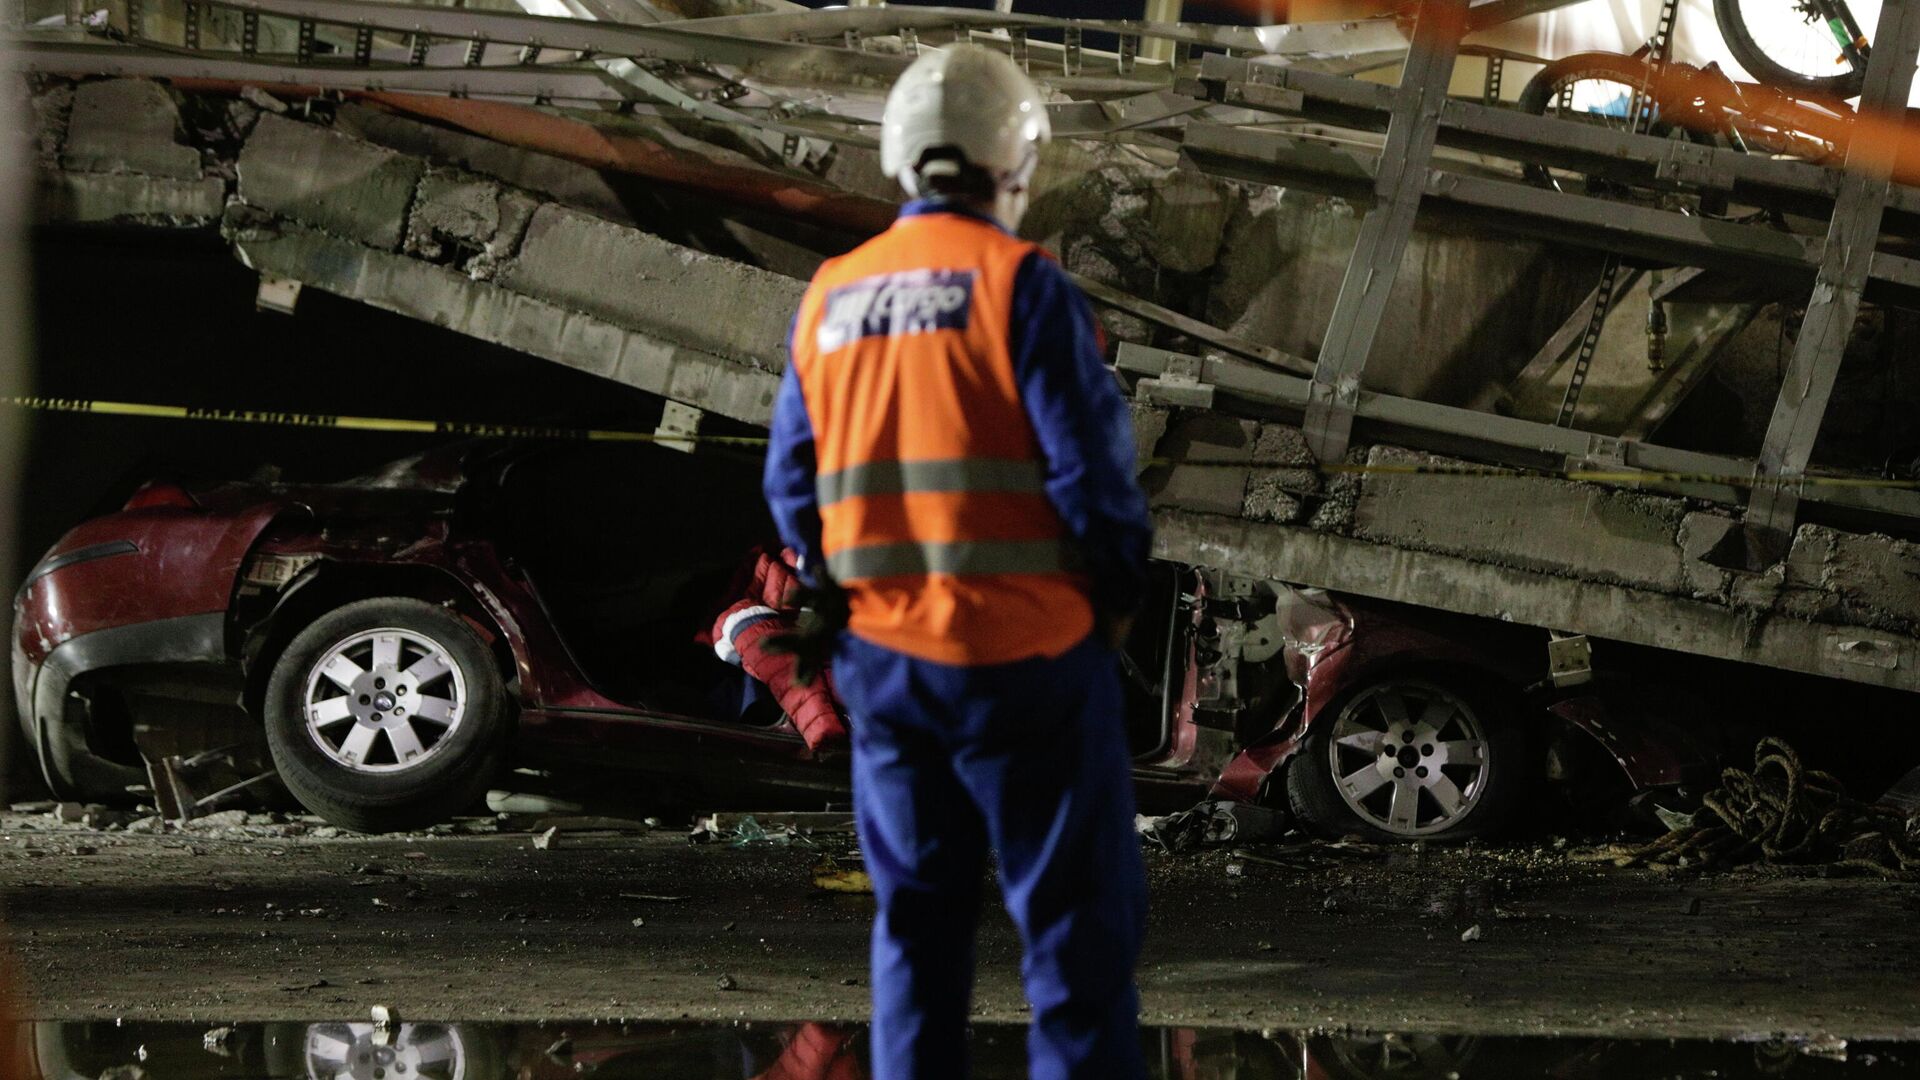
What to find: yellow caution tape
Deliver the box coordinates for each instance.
[8,395,1916,490]
[2,395,771,447]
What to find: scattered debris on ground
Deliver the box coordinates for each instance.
[811,855,873,895]
[1135,801,1287,852]
[690,812,856,846]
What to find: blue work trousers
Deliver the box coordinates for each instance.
[836,634,1148,1080]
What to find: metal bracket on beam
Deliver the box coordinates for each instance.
[1133,349,1216,409]
[1302,0,1466,463]
[255,276,302,315]
[655,401,705,454]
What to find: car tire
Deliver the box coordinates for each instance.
[1286,676,1529,842]
[263,597,511,833]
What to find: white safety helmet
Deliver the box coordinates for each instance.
[879,44,1051,228]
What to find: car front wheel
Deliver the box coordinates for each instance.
[264,597,511,833]
[1285,676,1528,842]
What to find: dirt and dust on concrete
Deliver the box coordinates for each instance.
[2,805,1917,1052]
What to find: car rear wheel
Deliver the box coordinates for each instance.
[1286,677,1528,842]
[264,597,510,833]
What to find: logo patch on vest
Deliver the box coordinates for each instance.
[816,269,974,353]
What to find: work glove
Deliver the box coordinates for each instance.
[764,578,851,688]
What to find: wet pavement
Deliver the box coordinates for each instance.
[2,810,1918,1051]
[13,1017,1917,1078]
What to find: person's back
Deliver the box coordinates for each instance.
[763,43,1154,1080]
[792,209,1093,666]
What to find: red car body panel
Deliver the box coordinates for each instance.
[12,443,1709,814]
[15,495,282,666]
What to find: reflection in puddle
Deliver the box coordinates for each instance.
[12,1018,1914,1078]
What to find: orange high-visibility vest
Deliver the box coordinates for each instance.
[790,210,1093,666]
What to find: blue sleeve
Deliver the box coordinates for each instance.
[1010,251,1153,619]
[763,330,825,586]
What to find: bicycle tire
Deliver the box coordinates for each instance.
[1712,0,1868,99]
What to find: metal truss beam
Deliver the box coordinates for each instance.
[1198,56,1920,227]
[4,40,631,102]
[1743,0,1920,554]
[1302,0,1465,462]
[1115,343,1920,523]
[1179,122,1920,307]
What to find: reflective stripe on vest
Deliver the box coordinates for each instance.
[826,538,1073,583]
[815,458,1046,508]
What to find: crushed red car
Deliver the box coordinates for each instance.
[13,440,1723,836]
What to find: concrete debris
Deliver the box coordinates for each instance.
[631,916,646,927]
[1137,801,1283,853]
[36,172,226,225]
[61,79,201,180]
[1142,169,1238,274]
[201,1026,235,1056]
[618,892,686,902]
[1128,405,1169,475]
[1460,924,1483,942]
[715,974,738,991]
[532,827,560,851]
[238,87,289,115]
[333,104,634,229]
[236,114,426,250]
[405,169,504,264]
[1353,446,1691,595]
[496,204,803,372]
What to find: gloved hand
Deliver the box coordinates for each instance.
[764,578,851,687]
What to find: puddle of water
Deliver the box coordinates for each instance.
[12,1018,1912,1079]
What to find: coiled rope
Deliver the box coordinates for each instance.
[1625,738,1920,880]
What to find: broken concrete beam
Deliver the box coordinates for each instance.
[229,224,781,425]
[1783,524,1920,637]
[1128,404,1169,475]
[498,204,803,373]
[61,79,202,180]
[1145,414,1257,516]
[1678,511,1738,599]
[333,104,636,228]
[1151,507,1920,693]
[1351,446,1691,595]
[236,114,425,250]
[404,169,503,263]
[1243,422,1318,524]
[36,171,226,225]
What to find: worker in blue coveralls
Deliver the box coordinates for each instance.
[761,43,1154,1080]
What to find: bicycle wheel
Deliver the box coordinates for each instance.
[1517,53,1705,191]
[1714,0,1872,99]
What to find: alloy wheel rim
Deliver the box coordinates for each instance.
[304,1021,467,1080]
[302,627,466,774]
[1326,680,1490,837]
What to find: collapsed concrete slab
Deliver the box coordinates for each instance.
[236,114,425,251]
[30,77,1920,696]
[37,172,225,225]
[1139,410,1920,692]
[60,79,202,180]
[230,222,781,426]
[497,204,802,374]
